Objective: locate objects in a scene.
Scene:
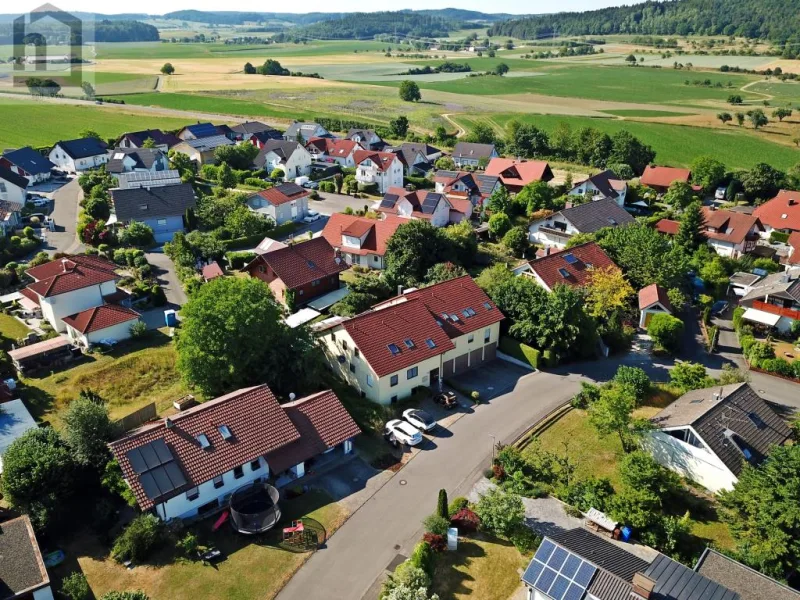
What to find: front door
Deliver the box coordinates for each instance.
[291,202,298,219]
[429,367,440,387]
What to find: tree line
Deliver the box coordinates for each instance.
[94,20,159,42]
[273,11,460,40]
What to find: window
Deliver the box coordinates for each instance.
[196,434,211,450]
[390,374,399,387]
[157,219,167,226]
[483,302,493,310]
[484,328,491,343]
[349,363,356,374]
[374,255,379,262]
[391,395,398,403]
[233,465,244,479]
[139,203,148,211]
[425,338,437,349]
[218,425,233,441]
[366,374,374,387]
[259,266,266,273]
[388,343,401,355]
[354,348,360,358]
[403,338,415,349]
[407,366,418,379]
[212,475,224,489]
[330,332,336,341]
[298,289,304,296]
[312,279,320,287]
[251,459,261,471]
[186,487,199,501]
[342,340,348,350]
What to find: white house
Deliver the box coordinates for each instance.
[0,399,38,473]
[63,304,141,348]
[753,189,800,237]
[1,146,54,184]
[738,267,800,334]
[254,140,312,180]
[701,207,764,258]
[321,213,404,270]
[646,383,791,493]
[347,128,384,150]
[106,148,169,175]
[0,165,28,205]
[48,138,109,173]
[305,137,364,167]
[568,169,628,206]
[109,385,360,522]
[528,197,635,249]
[451,142,498,168]
[354,150,403,194]
[172,136,234,166]
[284,121,330,144]
[638,283,673,329]
[247,182,310,225]
[377,188,452,227]
[316,276,504,405]
[0,515,55,600]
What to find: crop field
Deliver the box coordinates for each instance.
[600,109,696,117]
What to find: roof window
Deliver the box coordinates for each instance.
[196,434,211,450]
[218,425,233,441]
[425,338,437,349]
[388,343,401,356]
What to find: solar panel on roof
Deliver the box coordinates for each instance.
[151,466,173,492]
[564,583,584,600]
[151,438,173,464]
[163,461,187,489]
[549,575,570,599]
[139,443,160,469]
[139,472,161,500]
[536,539,556,562]
[561,554,581,579]
[550,547,568,571]
[536,567,557,592]
[526,540,597,600]
[421,193,440,214]
[126,447,148,474]
[574,562,596,587]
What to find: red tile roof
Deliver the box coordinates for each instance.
[524,242,618,291]
[321,213,404,257]
[202,262,224,280]
[639,283,673,312]
[353,150,398,172]
[19,287,41,307]
[266,390,361,473]
[754,189,800,232]
[485,158,553,187]
[343,299,455,377]
[62,304,140,334]
[306,137,361,158]
[26,258,118,298]
[655,219,680,236]
[26,254,117,282]
[701,207,764,244]
[787,232,800,265]
[247,237,347,289]
[109,384,301,510]
[640,165,691,189]
[253,182,310,207]
[379,187,447,220]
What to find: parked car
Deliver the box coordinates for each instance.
[303,181,319,189]
[30,197,49,207]
[434,391,458,410]
[303,211,320,223]
[403,408,436,432]
[384,419,423,446]
[710,300,729,317]
[715,187,726,200]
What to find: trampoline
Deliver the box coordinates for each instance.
[229,481,281,534]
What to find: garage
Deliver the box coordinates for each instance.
[454,353,469,375]
[443,359,455,379]
[469,348,484,369]
[484,342,497,362]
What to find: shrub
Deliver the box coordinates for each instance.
[492,463,506,481]
[760,358,794,377]
[471,390,481,403]
[475,488,524,537]
[571,382,601,409]
[542,349,558,367]
[769,230,790,244]
[120,221,155,247]
[100,592,150,600]
[409,541,435,576]
[564,477,615,512]
[437,489,448,520]
[357,182,379,195]
[613,366,651,404]
[23,226,35,239]
[226,250,257,270]
[792,361,800,380]
[423,514,450,536]
[670,361,713,391]
[111,514,167,563]
[448,496,469,517]
[747,341,775,365]
[129,320,147,338]
[648,313,684,353]
[732,307,746,332]
[499,336,540,369]
[739,334,756,354]
[176,532,199,557]
[422,532,447,552]
[509,524,540,554]
[450,508,480,533]
[61,572,91,600]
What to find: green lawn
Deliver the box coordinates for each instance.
[0,313,32,350]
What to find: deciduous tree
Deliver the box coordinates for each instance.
[585,266,634,320]
[399,80,421,102]
[690,156,726,191]
[63,391,114,468]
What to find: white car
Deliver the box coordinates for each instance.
[30,197,49,207]
[403,408,437,432]
[384,419,423,446]
[714,186,726,200]
[303,211,320,223]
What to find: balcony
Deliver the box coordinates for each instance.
[752,300,800,321]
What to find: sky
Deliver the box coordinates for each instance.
[14,0,623,16]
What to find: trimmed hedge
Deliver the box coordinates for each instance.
[220,222,297,251]
[543,349,558,368]
[732,306,746,332]
[769,230,790,244]
[405,176,434,190]
[499,336,541,369]
[225,251,257,269]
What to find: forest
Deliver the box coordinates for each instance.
[94,20,160,42]
[273,11,459,41]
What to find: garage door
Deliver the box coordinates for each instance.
[469,348,484,369]
[154,230,177,244]
[443,359,455,379]
[454,353,469,375]
[484,342,497,362]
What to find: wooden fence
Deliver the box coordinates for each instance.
[114,402,157,435]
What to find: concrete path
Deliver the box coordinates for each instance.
[46,178,83,255]
[145,250,187,308]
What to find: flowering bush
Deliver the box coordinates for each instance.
[422,532,446,552]
[450,508,480,533]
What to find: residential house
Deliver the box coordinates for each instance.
[753,189,800,237]
[106,148,169,175]
[230,121,282,144]
[727,271,764,298]
[512,242,618,291]
[118,129,181,152]
[738,267,800,334]
[654,218,680,237]
[646,383,791,493]
[284,122,331,144]
[694,548,800,600]
[247,182,310,225]
[451,142,498,168]
[0,165,28,205]
[0,515,54,600]
[377,188,458,226]
[172,136,234,166]
[321,213,404,269]
[253,140,312,180]
[110,182,196,243]
[434,170,502,208]
[346,128,385,151]
[0,146,54,184]
[0,200,23,235]
[305,137,364,167]
[528,198,635,249]
[640,165,692,194]
[255,237,288,254]
[176,122,227,141]
[638,283,673,329]
[48,137,109,172]
[109,384,359,522]
[63,304,141,348]
[244,237,347,306]
[116,170,183,190]
[317,276,504,404]
[701,207,764,258]
[23,255,126,333]
[568,169,627,206]
[388,142,442,176]
[485,158,554,193]
[785,231,800,267]
[354,150,403,194]
[0,399,38,473]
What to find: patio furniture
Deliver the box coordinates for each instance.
[199,547,223,563]
[283,520,304,542]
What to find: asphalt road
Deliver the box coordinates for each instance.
[46,178,83,255]
[146,250,188,308]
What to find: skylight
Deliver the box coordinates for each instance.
[748,412,766,429]
[483,302,493,310]
[466,308,476,317]
[558,268,571,278]
[441,313,450,321]
[218,425,233,441]
[425,338,437,349]
[462,310,471,318]
[196,434,211,450]
[607,218,618,225]
[388,343,401,355]
[404,338,415,349]
[563,253,578,265]
[449,313,460,322]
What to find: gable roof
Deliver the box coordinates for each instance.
[740,269,800,304]
[306,137,361,158]
[787,232,800,265]
[524,242,618,291]
[574,169,626,200]
[551,528,651,582]
[378,187,448,219]
[694,548,800,600]
[0,164,29,189]
[639,283,673,312]
[107,147,165,173]
[701,207,764,245]
[435,170,500,197]
[109,384,301,510]
[645,553,739,600]
[452,142,496,160]
[201,262,224,280]
[265,390,361,473]
[111,182,196,221]
[248,237,347,289]
[354,150,398,172]
[390,142,440,168]
[54,137,108,159]
[2,146,54,175]
[0,515,50,599]
[651,383,792,476]
[26,254,117,282]
[178,135,233,152]
[252,182,310,207]
[180,122,219,139]
[347,128,378,141]
[231,121,280,136]
[640,165,691,188]
[655,218,680,236]
[557,198,635,233]
[485,158,554,187]
[285,122,327,140]
[62,304,140,334]
[120,129,181,148]
[26,257,118,298]
[255,140,305,166]
[321,213,404,257]
[754,189,800,232]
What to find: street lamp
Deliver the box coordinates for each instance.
[489,434,496,469]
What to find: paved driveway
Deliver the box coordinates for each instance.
[45,178,83,255]
[145,250,187,308]
[449,360,530,401]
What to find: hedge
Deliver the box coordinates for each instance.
[405,176,434,190]
[499,336,541,369]
[220,222,297,250]
[732,306,745,332]
[225,251,257,269]
[769,231,790,244]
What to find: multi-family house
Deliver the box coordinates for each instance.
[118,129,181,152]
[485,158,554,193]
[434,170,502,208]
[48,137,109,172]
[321,213,404,269]
[106,148,169,175]
[568,169,628,206]
[253,140,312,180]
[110,182,196,243]
[701,207,764,258]
[451,142,498,168]
[317,276,504,404]
[512,242,619,291]
[305,137,364,167]
[346,128,385,150]
[528,198,635,249]
[284,122,331,144]
[0,165,28,205]
[0,146,54,184]
[246,182,310,225]
[388,142,442,176]
[354,150,404,194]
[377,187,467,226]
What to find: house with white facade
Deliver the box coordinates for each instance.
[0,514,55,600]
[528,197,635,249]
[646,383,791,493]
[354,150,403,194]
[106,148,169,175]
[0,200,23,235]
[172,136,234,166]
[247,182,310,225]
[738,267,800,334]
[110,182,197,243]
[512,242,619,292]
[284,122,331,144]
[388,142,442,176]
[316,276,504,404]
[753,189,800,238]
[346,128,384,150]
[568,169,628,206]
[305,137,364,167]
[253,140,312,180]
[321,213,404,270]
[434,170,502,208]
[0,146,54,184]
[118,129,181,152]
[0,165,28,205]
[451,142,498,168]
[701,207,764,258]
[63,304,141,348]
[48,138,109,173]
[109,384,360,522]
[377,187,454,227]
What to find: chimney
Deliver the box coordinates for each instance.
[630,573,656,599]
[289,392,296,401]
[397,284,404,296]
[165,418,174,429]
[789,198,796,206]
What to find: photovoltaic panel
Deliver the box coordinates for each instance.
[380,194,399,208]
[127,439,187,501]
[163,461,188,488]
[561,554,581,579]
[126,447,147,474]
[139,443,159,469]
[549,575,570,600]
[139,472,160,500]
[525,539,598,600]
[522,560,543,587]
[550,547,568,571]
[574,562,597,587]
[564,583,585,600]
[536,539,556,562]
[151,466,173,493]
[536,567,557,592]
[152,439,172,464]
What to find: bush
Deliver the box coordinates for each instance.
[648,313,684,353]
[509,524,540,554]
[448,496,469,517]
[739,334,756,354]
[423,514,450,536]
[120,221,155,247]
[422,532,447,552]
[111,514,167,563]
[475,488,524,537]
[499,336,540,369]
[732,307,746,332]
[100,592,149,600]
[244,177,270,189]
[176,532,199,557]
[61,572,91,600]
[564,477,614,512]
[226,251,257,270]
[760,357,794,377]
[793,361,800,380]
[405,175,434,190]
[670,361,713,391]
[612,366,651,404]
[357,182,379,195]
[409,541,435,576]
[746,341,775,364]
[450,507,480,533]
[129,320,147,338]
[769,230,790,244]
[571,382,601,409]
[542,349,558,368]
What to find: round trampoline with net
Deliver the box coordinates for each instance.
[229,481,281,535]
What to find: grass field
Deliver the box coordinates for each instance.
[600,109,696,117]
[0,314,33,350]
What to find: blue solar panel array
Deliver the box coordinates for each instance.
[421,193,442,214]
[521,539,598,600]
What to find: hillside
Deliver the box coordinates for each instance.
[95,20,159,42]
[487,0,800,45]
[275,11,459,41]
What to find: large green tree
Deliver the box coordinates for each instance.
[176,277,323,397]
[690,155,726,191]
[63,391,115,468]
[399,80,421,102]
[663,181,696,209]
[214,143,259,170]
[675,201,706,254]
[598,224,687,289]
[608,130,656,175]
[384,220,455,287]
[741,163,785,200]
[588,384,649,452]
